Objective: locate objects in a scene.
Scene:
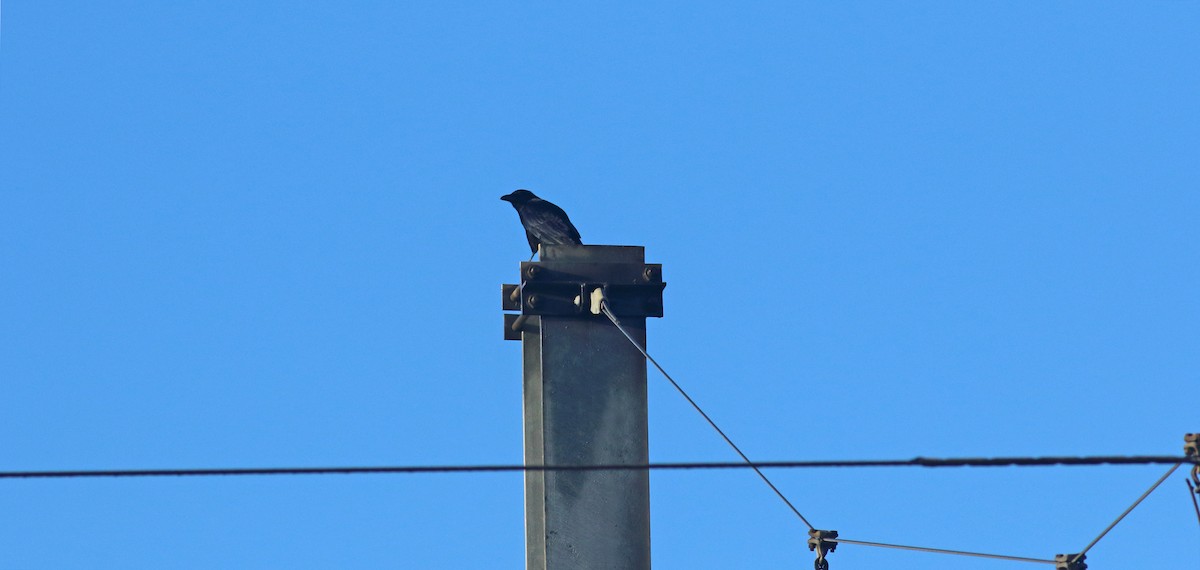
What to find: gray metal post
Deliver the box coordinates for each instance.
[502,245,665,570]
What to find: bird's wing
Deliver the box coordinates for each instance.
[522,201,582,245]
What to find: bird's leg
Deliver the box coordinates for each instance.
[528,252,536,262]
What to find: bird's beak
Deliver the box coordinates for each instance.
[500,193,513,202]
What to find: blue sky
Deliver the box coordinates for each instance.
[2,2,1197,568]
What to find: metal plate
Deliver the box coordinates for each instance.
[501,283,520,311]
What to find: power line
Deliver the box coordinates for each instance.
[2,455,1191,480]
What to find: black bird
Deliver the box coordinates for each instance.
[500,189,582,259]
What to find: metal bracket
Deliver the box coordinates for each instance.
[503,280,664,318]
[807,529,838,570]
[1186,433,1200,493]
[503,313,536,341]
[501,283,521,311]
[520,261,661,285]
[502,254,665,339]
[502,284,527,340]
[1054,553,1087,570]
[502,261,665,339]
[515,261,664,318]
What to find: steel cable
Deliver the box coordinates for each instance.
[599,300,816,530]
[1072,462,1181,561]
[1,456,1193,480]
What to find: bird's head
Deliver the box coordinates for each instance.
[500,189,538,205]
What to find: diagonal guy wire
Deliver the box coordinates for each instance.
[1187,478,1200,529]
[1073,462,1181,561]
[599,300,816,530]
[597,304,1059,566]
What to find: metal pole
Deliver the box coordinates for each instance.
[508,245,658,570]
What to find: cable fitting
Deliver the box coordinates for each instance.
[807,529,838,570]
[1054,553,1087,570]
[1186,433,1200,497]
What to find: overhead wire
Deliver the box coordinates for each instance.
[0,455,1193,480]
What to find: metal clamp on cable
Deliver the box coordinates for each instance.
[1186,433,1200,527]
[1185,434,1195,492]
[807,529,838,570]
[1185,433,1200,486]
[1054,553,1086,570]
